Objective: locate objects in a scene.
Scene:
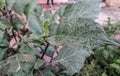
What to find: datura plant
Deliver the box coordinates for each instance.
[0,0,119,76]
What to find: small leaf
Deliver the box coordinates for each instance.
[42,20,50,36]
[50,23,58,36]
[102,72,108,76]
[0,0,5,8]
[110,63,120,72]
[0,48,7,61]
[44,10,52,19]
[115,59,120,64]
[5,0,15,8]
[34,5,42,16]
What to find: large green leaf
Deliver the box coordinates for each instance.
[56,18,120,48]
[49,18,120,75]
[53,46,90,75]
[0,54,36,76]
[48,1,113,74]
[57,0,101,20]
[0,54,44,76]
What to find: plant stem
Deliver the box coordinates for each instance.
[41,42,49,59]
[17,31,22,42]
[8,10,18,42]
[0,28,5,31]
[9,10,14,26]
[12,29,17,42]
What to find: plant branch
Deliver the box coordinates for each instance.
[41,42,49,59]
[17,31,22,42]
[8,10,14,26]
[0,28,5,31]
[12,29,17,42]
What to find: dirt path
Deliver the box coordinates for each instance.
[96,6,120,24]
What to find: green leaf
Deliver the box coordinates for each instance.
[34,59,44,69]
[28,14,43,34]
[0,54,36,76]
[42,20,50,36]
[12,0,32,15]
[0,0,5,8]
[50,23,58,36]
[0,31,9,48]
[34,5,42,17]
[56,6,66,18]
[102,72,108,76]
[0,39,9,48]
[19,44,40,57]
[5,0,15,8]
[12,0,24,15]
[49,6,120,75]
[53,45,90,75]
[41,69,55,76]
[115,58,120,64]
[41,13,58,36]
[57,0,101,20]
[23,0,40,18]
[0,48,7,61]
[41,45,56,57]
[0,18,10,29]
[56,18,120,48]
[51,15,120,76]
[44,10,52,19]
[110,63,120,72]
[0,32,4,42]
